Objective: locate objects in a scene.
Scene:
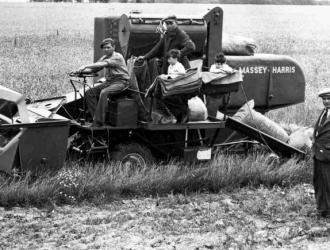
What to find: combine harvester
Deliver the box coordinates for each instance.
[0,6,306,174]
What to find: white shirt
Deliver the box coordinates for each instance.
[168,62,186,79]
[210,63,233,74]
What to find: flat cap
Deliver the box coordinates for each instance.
[100,38,114,49]
[162,15,177,22]
[318,88,330,98]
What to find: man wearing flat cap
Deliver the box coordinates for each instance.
[312,88,330,218]
[138,15,196,75]
[136,15,196,123]
[76,38,130,126]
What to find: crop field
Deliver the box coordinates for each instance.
[1,2,330,249]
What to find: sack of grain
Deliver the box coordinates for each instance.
[233,100,290,143]
[216,111,225,120]
[280,123,301,135]
[288,127,314,149]
[232,99,255,121]
[222,33,257,56]
[188,96,208,121]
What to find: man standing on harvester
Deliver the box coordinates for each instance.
[138,15,196,123]
[75,38,130,127]
[138,15,196,75]
[313,88,330,219]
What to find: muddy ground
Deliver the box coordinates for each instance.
[1,185,330,250]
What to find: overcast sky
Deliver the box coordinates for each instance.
[0,0,29,2]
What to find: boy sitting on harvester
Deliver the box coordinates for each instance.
[165,49,186,79]
[145,49,190,124]
[210,52,234,74]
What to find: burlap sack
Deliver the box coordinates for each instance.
[233,100,290,143]
[288,127,314,149]
[188,96,208,121]
[222,33,257,56]
[216,111,225,120]
[232,99,255,121]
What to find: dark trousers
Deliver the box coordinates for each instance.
[85,79,128,124]
[148,58,162,83]
[206,95,224,118]
[152,79,188,122]
[314,158,330,216]
[164,95,188,122]
[134,60,152,92]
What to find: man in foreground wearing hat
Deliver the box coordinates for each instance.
[76,38,130,126]
[312,88,330,218]
[138,15,196,75]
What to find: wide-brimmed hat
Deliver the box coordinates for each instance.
[100,38,114,49]
[318,88,330,98]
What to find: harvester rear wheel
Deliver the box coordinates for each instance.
[110,143,154,173]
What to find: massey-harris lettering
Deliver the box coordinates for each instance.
[272,66,295,74]
[239,66,268,74]
[239,66,296,74]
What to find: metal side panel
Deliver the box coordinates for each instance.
[0,130,22,174]
[17,121,70,172]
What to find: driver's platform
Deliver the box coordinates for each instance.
[139,119,225,130]
[71,119,225,131]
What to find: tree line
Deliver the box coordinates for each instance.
[29,0,330,5]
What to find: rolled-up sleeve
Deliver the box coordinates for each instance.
[104,56,121,67]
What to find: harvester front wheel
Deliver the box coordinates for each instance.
[110,143,154,172]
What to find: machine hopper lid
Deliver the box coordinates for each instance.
[125,14,205,25]
[126,6,214,20]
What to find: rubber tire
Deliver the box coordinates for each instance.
[110,143,154,172]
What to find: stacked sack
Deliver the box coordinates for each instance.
[284,125,314,150]
[222,33,258,56]
[233,100,314,151]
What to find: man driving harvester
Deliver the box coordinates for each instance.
[75,38,129,127]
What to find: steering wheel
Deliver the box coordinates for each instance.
[68,72,98,78]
